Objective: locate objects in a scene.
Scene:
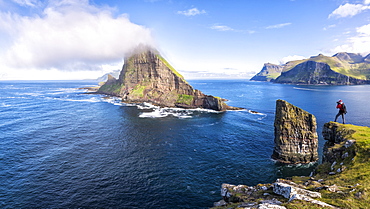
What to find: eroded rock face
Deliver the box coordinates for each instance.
[271,100,319,164]
[322,122,357,164]
[98,46,239,111]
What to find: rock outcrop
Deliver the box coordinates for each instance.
[217,180,337,209]
[271,100,318,164]
[250,63,284,81]
[321,122,357,171]
[97,46,240,111]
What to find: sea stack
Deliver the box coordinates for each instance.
[272,99,319,164]
[98,46,240,111]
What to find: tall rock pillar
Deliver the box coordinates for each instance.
[272,100,319,164]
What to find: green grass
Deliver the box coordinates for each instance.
[130,84,146,98]
[266,73,281,79]
[98,82,123,95]
[313,123,370,208]
[176,94,194,105]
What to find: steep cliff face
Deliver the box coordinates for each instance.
[98,47,239,111]
[250,63,284,81]
[274,61,370,85]
[322,122,357,165]
[272,100,318,164]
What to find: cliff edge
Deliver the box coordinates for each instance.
[212,122,370,208]
[97,46,241,111]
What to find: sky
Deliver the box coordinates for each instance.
[0,0,370,80]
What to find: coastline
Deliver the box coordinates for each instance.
[212,122,370,209]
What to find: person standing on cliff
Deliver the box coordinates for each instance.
[334,99,347,124]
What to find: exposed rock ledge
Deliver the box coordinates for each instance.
[215,179,338,209]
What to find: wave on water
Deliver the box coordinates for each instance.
[137,103,220,119]
[100,97,267,119]
[63,97,102,103]
[1,103,11,107]
[46,88,82,95]
[242,109,267,120]
[103,97,137,106]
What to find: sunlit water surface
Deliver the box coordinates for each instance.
[1,80,369,208]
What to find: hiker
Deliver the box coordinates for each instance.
[334,99,347,124]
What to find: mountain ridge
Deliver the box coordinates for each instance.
[251,52,370,84]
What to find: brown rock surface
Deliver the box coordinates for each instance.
[272,100,319,164]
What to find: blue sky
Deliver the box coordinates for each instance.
[0,0,370,80]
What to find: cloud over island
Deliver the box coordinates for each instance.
[0,0,155,79]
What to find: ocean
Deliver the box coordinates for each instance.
[1,80,369,208]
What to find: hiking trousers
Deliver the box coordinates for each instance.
[335,111,345,124]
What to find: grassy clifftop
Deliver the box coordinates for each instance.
[311,123,370,208]
[212,122,370,209]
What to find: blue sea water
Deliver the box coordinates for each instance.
[0,80,369,208]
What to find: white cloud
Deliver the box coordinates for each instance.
[11,0,40,7]
[209,24,255,34]
[280,55,306,64]
[265,23,291,29]
[210,25,234,32]
[323,24,336,31]
[329,3,370,18]
[332,23,370,55]
[365,0,370,5]
[0,0,155,78]
[177,8,206,16]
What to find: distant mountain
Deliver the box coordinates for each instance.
[250,52,370,85]
[250,63,284,81]
[96,70,121,82]
[274,60,369,85]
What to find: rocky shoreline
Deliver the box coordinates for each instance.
[212,121,369,209]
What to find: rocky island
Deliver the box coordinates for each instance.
[97,46,241,111]
[251,52,370,85]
